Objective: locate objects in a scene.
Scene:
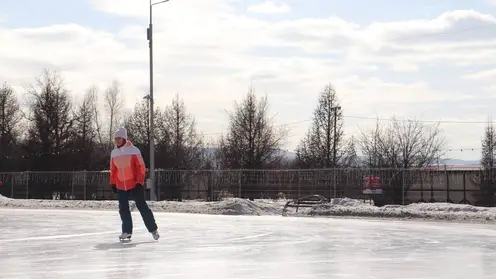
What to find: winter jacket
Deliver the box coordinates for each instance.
[110,140,146,191]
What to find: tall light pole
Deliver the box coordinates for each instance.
[147,0,171,201]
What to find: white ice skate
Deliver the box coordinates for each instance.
[151,230,160,241]
[119,232,132,242]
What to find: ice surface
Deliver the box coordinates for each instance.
[2,208,496,279]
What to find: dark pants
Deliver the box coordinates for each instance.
[117,186,158,234]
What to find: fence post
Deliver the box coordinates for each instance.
[444,164,448,202]
[10,174,14,198]
[156,170,160,201]
[297,170,301,199]
[329,169,332,201]
[83,170,87,201]
[197,171,201,200]
[209,171,214,201]
[238,171,242,198]
[25,171,29,199]
[333,169,337,199]
[489,167,494,206]
[401,168,405,205]
[71,171,75,200]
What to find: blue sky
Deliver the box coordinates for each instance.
[2,0,495,29]
[0,0,135,30]
[1,0,496,161]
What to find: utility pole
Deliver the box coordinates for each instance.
[147,0,172,201]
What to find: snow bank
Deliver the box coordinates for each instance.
[2,193,496,223]
[303,198,496,223]
[0,194,285,216]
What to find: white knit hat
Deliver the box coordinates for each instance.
[114,127,127,139]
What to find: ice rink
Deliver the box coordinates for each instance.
[2,209,496,279]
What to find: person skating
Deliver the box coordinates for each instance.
[109,127,160,241]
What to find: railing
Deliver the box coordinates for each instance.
[0,166,494,206]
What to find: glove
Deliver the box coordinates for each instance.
[111,185,117,193]
[135,183,144,189]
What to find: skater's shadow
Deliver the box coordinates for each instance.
[94,241,156,250]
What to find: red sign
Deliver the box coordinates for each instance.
[363,176,383,195]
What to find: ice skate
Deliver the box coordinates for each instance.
[151,230,160,241]
[119,232,132,242]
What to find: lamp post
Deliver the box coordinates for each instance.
[147,0,171,201]
[143,94,151,159]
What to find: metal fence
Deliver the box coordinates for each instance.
[0,166,494,205]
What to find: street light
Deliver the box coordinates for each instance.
[147,0,172,201]
[143,95,151,178]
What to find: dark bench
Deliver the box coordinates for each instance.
[282,194,328,215]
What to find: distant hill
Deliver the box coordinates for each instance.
[203,148,479,165]
[442,159,479,165]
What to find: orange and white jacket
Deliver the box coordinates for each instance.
[110,140,146,191]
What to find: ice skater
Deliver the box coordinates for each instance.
[109,127,160,241]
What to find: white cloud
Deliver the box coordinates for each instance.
[247,1,291,14]
[1,1,495,159]
[464,68,496,80]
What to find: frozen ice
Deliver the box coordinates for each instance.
[2,208,496,279]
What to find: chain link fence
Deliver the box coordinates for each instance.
[0,166,494,205]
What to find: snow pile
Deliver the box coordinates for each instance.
[3,192,496,223]
[307,198,496,223]
[0,194,285,216]
[329,197,367,207]
[149,198,285,215]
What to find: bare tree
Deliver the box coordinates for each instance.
[341,136,359,167]
[296,83,356,168]
[202,138,221,170]
[217,88,288,169]
[72,89,99,170]
[356,117,445,205]
[85,85,105,147]
[357,117,446,169]
[125,100,151,164]
[160,94,204,169]
[104,80,124,149]
[26,69,74,170]
[0,83,23,171]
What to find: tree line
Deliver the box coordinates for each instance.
[1,69,449,172]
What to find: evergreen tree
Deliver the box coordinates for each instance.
[477,120,496,206]
[481,121,496,169]
[217,88,287,169]
[295,83,353,168]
